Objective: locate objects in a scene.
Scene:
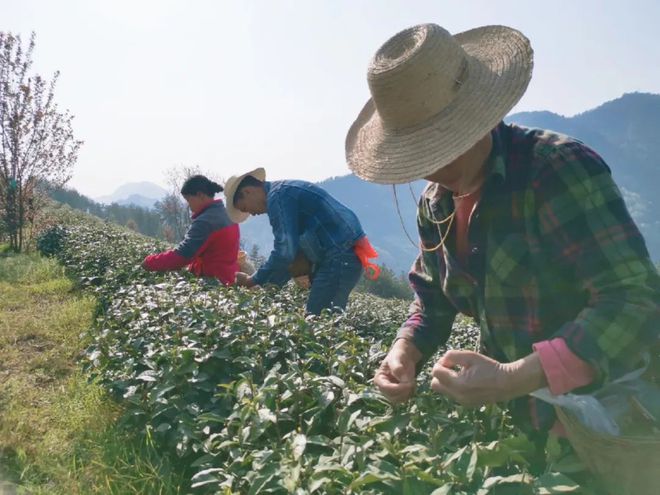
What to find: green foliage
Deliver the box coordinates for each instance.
[48,184,166,239]
[37,220,597,494]
[356,264,412,300]
[36,224,67,257]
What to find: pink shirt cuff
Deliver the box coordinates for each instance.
[533,338,595,395]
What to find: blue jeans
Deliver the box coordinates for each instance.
[306,249,362,315]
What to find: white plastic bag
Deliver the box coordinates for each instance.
[531,387,621,435]
[531,361,654,436]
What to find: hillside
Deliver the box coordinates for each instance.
[48,185,165,239]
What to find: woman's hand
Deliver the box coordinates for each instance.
[288,252,312,278]
[374,339,423,404]
[430,350,547,407]
[293,275,311,289]
[235,272,257,288]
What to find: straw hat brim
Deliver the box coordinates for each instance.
[223,167,266,223]
[346,25,533,184]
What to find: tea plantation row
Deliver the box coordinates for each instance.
[37,221,586,494]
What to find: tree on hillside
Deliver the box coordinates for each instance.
[48,184,105,217]
[154,192,189,241]
[248,243,266,269]
[46,183,165,239]
[104,202,162,238]
[0,32,82,251]
[125,218,138,232]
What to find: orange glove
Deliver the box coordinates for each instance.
[353,237,381,280]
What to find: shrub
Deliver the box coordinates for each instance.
[38,220,589,494]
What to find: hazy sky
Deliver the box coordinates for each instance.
[4,0,660,197]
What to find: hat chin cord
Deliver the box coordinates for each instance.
[392,184,456,253]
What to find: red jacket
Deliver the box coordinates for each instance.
[143,200,240,285]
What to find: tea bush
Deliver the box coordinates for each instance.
[38,221,589,494]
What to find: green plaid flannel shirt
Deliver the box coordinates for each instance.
[398,123,660,395]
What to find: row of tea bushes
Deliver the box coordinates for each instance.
[38,222,585,494]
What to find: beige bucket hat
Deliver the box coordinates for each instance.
[223,167,266,223]
[346,24,533,184]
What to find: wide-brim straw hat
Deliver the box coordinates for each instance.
[223,167,266,223]
[346,24,533,184]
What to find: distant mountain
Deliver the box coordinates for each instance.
[508,92,660,262]
[115,193,164,209]
[97,181,167,208]
[242,93,660,273]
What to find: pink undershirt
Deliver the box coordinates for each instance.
[453,191,595,402]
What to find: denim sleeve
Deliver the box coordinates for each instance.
[252,192,299,286]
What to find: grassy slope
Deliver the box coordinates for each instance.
[0,253,186,494]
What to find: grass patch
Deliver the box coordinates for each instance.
[0,253,65,284]
[0,253,186,494]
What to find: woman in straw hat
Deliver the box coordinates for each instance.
[346,23,660,431]
[224,168,380,315]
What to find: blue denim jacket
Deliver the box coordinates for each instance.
[252,180,365,286]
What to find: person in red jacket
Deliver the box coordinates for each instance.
[142,175,240,285]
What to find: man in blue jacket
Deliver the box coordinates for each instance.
[225,167,376,315]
